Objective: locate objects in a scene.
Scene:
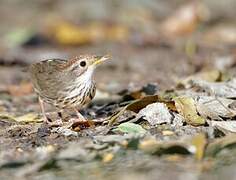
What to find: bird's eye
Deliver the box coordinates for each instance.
[80,61,86,67]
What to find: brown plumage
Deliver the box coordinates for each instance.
[29,55,110,123]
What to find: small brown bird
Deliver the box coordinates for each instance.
[29,55,110,124]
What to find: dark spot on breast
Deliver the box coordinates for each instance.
[89,92,93,99]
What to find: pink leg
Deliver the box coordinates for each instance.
[38,96,49,123]
[73,108,86,121]
[39,97,63,125]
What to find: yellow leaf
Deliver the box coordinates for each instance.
[174,96,205,126]
[15,113,42,123]
[191,133,207,160]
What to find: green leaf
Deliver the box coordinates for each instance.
[114,122,146,135]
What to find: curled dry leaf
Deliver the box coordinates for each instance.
[209,121,236,133]
[108,95,159,125]
[196,96,236,121]
[108,95,175,125]
[174,96,206,126]
[137,102,172,125]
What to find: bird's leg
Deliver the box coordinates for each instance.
[38,96,49,123]
[55,111,63,125]
[72,108,87,122]
[39,97,63,126]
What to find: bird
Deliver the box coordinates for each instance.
[29,54,111,124]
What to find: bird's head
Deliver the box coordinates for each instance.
[65,54,111,81]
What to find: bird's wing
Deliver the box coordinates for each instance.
[29,59,71,100]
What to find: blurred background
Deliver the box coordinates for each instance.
[1,1,236,179]
[0,0,236,93]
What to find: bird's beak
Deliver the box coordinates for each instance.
[93,55,111,66]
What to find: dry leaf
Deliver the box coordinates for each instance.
[137,103,172,125]
[0,113,42,123]
[71,120,95,131]
[174,96,206,126]
[209,121,236,133]
[196,96,236,121]
[15,113,42,123]
[108,95,175,125]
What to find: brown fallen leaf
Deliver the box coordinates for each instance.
[108,95,175,125]
[174,96,206,126]
[127,95,175,113]
[71,120,95,131]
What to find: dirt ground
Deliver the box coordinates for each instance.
[1,1,236,180]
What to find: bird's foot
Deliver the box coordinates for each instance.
[43,116,63,127]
